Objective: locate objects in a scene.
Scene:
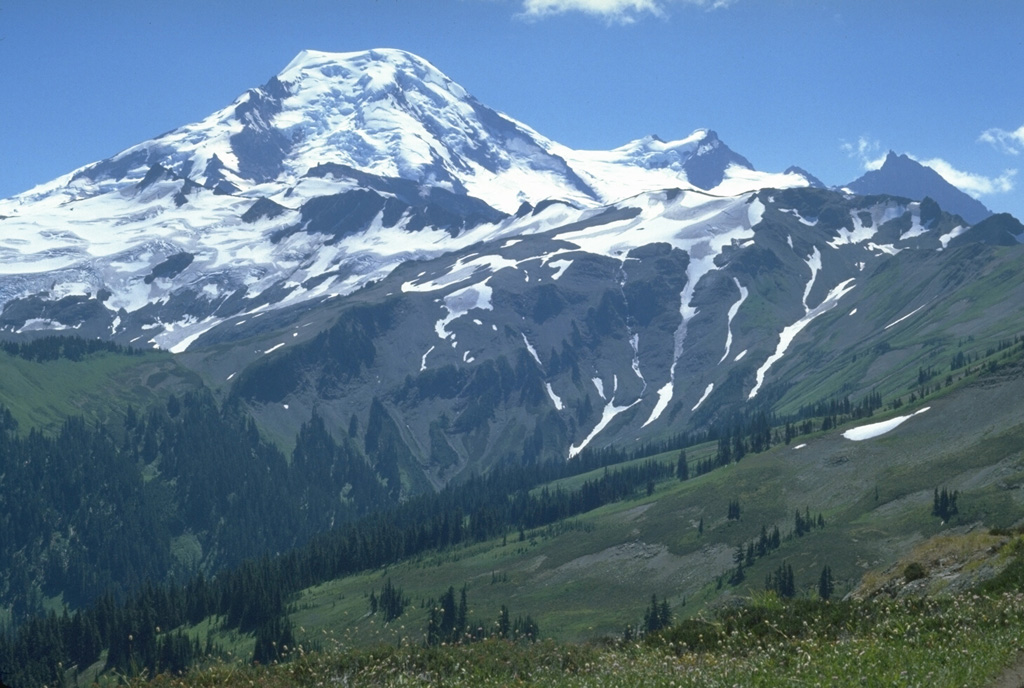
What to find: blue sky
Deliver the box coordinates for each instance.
[1,0,1022,218]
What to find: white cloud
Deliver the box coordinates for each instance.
[841,136,887,170]
[842,135,1016,198]
[980,124,1024,156]
[913,156,1016,198]
[518,0,733,23]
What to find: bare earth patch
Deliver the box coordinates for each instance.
[988,655,1024,688]
[532,540,733,593]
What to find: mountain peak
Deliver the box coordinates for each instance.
[878,150,915,169]
[274,48,470,110]
[280,47,433,73]
[785,166,825,188]
[278,48,452,88]
[847,152,992,224]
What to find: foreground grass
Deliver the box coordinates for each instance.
[135,592,1024,687]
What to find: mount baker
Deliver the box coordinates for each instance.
[0,48,1017,479]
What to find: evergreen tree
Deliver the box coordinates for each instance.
[659,600,672,628]
[766,562,796,599]
[427,586,466,646]
[457,586,468,637]
[716,435,732,465]
[252,616,294,665]
[756,526,768,557]
[376,578,407,623]
[642,594,672,635]
[512,613,539,642]
[730,544,746,584]
[676,450,689,481]
[932,488,959,521]
[818,565,835,601]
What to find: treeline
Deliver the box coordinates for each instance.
[0,368,680,621]
[695,388,887,468]
[0,582,225,687]
[0,335,142,362]
[713,332,1024,461]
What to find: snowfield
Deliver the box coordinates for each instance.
[842,407,931,441]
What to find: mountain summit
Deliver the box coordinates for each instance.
[562,129,757,192]
[846,151,992,224]
[63,48,598,213]
[43,49,809,214]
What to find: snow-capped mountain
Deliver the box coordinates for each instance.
[38,49,806,213]
[2,48,1022,480]
[0,48,811,352]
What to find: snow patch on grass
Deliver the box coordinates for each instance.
[842,407,931,441]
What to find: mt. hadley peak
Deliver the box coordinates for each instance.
[596,129,754,190]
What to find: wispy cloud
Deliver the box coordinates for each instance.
[914,156,1016,198]
[518,0,734,23]
[980,124,1024,156]
[841,136,887,170]
[842,135,1015,198]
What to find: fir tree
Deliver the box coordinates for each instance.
[676,450,689,481]
[642,594,672,635]
[818,565,835,601]
[932,488,959,521]
[766,562,796,598]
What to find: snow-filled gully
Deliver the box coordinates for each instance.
[719,277,748,364]
[569,375,639,458]
[748,277,856,400]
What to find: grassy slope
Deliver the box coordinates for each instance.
[0,348,205,432]
[45,334,1024,686]
[66,354,1024,687]
[769,245,1024,415]
[139,592,1024,688]
[160,355,1024,667]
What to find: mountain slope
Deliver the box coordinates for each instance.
[0,49,813,354]
[172,185,1022,487]
[0,48,1018,489]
